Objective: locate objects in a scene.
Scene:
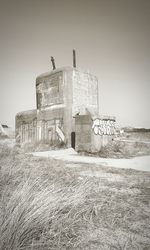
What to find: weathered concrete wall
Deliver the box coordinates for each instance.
[72,69,99,116]
[36,107,64,143]
[75,115,116,152]
[36,70,64,109]
[62,68,74,146]
[15,110,37,143]
[75,115,92,152]
[16,107,65,144]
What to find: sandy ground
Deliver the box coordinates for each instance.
[31,148,150,172]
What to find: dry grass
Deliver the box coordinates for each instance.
[20,140,66,153]
[0,140,150,250]
[80,140,150,159]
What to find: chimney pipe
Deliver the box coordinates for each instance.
[51,56,56,70]
[73,49,76,68]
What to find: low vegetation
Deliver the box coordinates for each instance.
[80,139,150,158]
[0,140,150,249]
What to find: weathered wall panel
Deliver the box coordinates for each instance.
[36,71,64,109]
[72,70,98,116]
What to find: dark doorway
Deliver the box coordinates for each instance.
[71,132,75,149]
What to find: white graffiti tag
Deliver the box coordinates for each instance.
[92,119,115,135]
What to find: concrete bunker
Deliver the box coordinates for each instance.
[16,52,116,152]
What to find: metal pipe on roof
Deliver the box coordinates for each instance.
[73,49,76,68]
[51,56,56,70]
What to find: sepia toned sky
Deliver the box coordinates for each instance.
[0,0,150,128]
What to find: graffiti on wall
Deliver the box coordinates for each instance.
[92,118,115,135]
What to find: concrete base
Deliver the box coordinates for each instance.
[75,114,116,152]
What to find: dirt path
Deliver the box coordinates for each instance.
[31,148,150,172]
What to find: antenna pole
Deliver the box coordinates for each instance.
[73,49,76,68]
[51,56,56,70]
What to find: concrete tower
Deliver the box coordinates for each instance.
[16,66,99,147]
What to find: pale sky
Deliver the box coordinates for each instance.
[0,0,150,128]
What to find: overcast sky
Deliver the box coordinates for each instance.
[0,0,150,128]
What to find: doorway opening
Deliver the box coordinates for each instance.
[71,132,76,149]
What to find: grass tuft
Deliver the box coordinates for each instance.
[0,140,150,249]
